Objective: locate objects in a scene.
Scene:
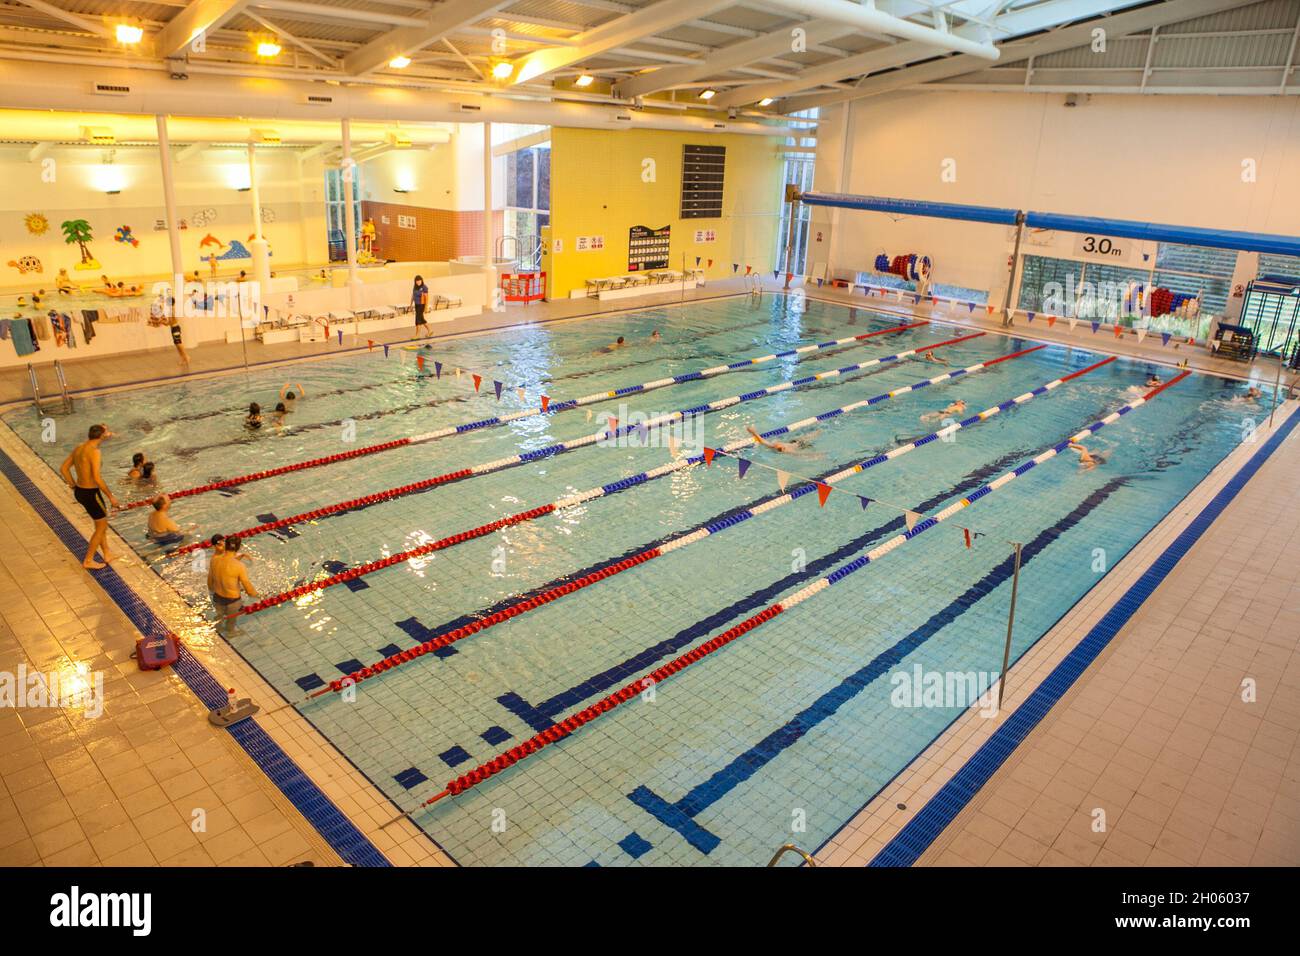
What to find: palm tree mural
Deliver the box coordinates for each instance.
[61,219,99,270]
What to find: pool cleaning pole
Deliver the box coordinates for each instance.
[783,185,800,290]
[997,542,1022,710]
[1001,212,1026,328]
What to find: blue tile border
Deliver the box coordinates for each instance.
[868,404,1300,867]
[0,444,391,868]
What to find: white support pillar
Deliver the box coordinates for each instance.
[246,143,272,295]
[154,115,184,310]
[483,121,495,305]
[341,118,360,310]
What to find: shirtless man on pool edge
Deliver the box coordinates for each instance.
[60,423,121,569]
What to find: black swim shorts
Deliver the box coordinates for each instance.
[74,486,108,521]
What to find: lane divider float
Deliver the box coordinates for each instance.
[127,320,929,510]
[234,340,1037,614]
[390,371,1191,815]
[299,355,1114,700]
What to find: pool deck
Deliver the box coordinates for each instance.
[1,283,1297,867]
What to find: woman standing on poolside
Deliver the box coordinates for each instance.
[412,275,430,337]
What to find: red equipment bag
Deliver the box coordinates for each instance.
[136,632,180,671]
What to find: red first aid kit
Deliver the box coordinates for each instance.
[136,633,180,671]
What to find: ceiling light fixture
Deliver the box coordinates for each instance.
[758,97,775,107]
[574,73,594,88]
[492,60,514,80]
[257,40,282,58]
[698,89,716,100]
[389,55,411,69]
[115,23,143,45]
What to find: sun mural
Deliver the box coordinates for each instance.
[24,212,50,236]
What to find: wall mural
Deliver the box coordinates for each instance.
[24,213,50,236]
[60,219,99,270]
[114,224,140,248]
[6,255,43,274]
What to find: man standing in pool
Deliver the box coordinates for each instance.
[60,424,121,569]
[208,535,258,637]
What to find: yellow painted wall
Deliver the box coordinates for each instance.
[547,127,784,298]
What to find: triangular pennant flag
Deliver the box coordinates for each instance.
[367,339,374,351]
[773,270,780,280]
[1068,317,1078,331]
[859,496,870,510]
[707,259,713,268]
[668,434,679,459]
[494,380,503,400]
[1113,324,1124,338]
[737,458,751,479]
[963,528,972,549]
[703,446,716,466]
[517,386,526,401]
[1047,315,1057,328]
[383,343,390,358]
[1136,328,1148,343]
[817,277,824,287]
[434,360,443,378]
[541,394,550,412]
[398,349,407,365]
[732,263,739,273]
[930,296,938,306]
[337,330,344,345]
[416,354,425,372]
[1027,311,1036,322]
[695,256,701,266]
[745,265,752,275]
[454,366,462,379]
[776,470,790,493]
[986,305,995,315]
[1091,322,1100,334]
[905,510,921,532]
[967,302,975,313]
[608,416,619,433]
[816,482,832,507]
[1160,332,1171,346]
[786,272,794,284]
[585,408,592,421]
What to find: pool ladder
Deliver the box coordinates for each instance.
[767,843,816,867]
[28,360,73,415]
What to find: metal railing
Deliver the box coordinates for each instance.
[766,844,816,867]
[53,360,73,413]
[27,363,43,415]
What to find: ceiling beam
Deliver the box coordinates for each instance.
[11,0,113,38]
[757,0,999,58]
[613,19,855,99]
[155,0,252,58]
[782,0,1258,112]
[508,0,736,86]
[342,0,507,76]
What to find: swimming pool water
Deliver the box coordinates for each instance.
[4,296,1263,866]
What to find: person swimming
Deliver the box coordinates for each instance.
[138,461,157,486]
[128,452,146,480]
[246,402,263,429]
[272,402,289,425]
[921,399,966,422]
[649,330,661,343]
[746,424,821,456]
[923,350,949,365]
[1145,374,1162,388]
[597,336,626,354]
[280,383,304,409]
[1069,440,1107,470]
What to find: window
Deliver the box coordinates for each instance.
[776,109,817,275]
[1258,253,1300,280]
[1153,242,1235,317]
[503,145,549,268]
[324,165,362,262]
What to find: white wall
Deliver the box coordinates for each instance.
[815,91,1300,296]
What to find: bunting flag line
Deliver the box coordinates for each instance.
[383,343,390,358]
[1047,315,1057,328]
[1160,332,1171,346]
[703,447,716,466]
[416,355,425,372]
[737,458,751,479]
[517,386,526,401]
[816,482,832,507]
[963,527,972,549]
[776,470,789,492]
[904,509,922,531]
[1113,324,1124,338]
[337,330,344,345]
[367,339,374,351]
[1068,318,1078,331]
[435,360,443,379]
[471,373,482,393]
[541,395,550,412]
[859,496,871,510]
[494,380,503,400]
[1091,322,1100,334]
[1027,312,1036,322]
[732,263,739,273]
[1136,328,1148,343]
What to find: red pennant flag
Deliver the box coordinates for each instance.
[608,416,618,432]
[367,339,374,351]
[703,447,716,466]
[785,272,793,284]
[986,305,995,315]
[1113,324,1123,338]
[816,482,831,507]
[963,528,972,549]
[707,259,713,268]
[745,265,752,275]
[1046,315,1057,328]
[930,296,938,305]
[416,355,425,372]
[541,395,550,412]
[472,373,482,392]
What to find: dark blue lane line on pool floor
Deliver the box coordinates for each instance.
[616,476,1130,859]
[0,446,391,868]
[869,405,1300,867]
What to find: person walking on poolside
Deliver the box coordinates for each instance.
[169,316,189,369]
[208,535,258,637]
[921,399,966,422]
[60,424,121,569]
[412,275,430,337]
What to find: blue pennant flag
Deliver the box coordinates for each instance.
[1160,332,1171,346]
[859,496,871,510]
[434,360,443,378]
[337,330,343,345]
[816,277,824,287]
[695,256,701,266]
[967,302,975,312]
[1027,311,1036,322]
[773,269,780,279]
[383,343,390,358]
[1091,322,1101,334]
[494,380,503,400]
[737,458,751,479]
[732,263,739,273]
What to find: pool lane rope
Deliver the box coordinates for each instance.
[125,320,929,510]
[235,340,1037,614]
[169,330,987,558]
[386,370,1192,817]
[297,354,1115,703]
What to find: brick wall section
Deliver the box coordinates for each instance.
[362,200,505,261]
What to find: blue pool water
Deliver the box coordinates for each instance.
[3,296,1263,866]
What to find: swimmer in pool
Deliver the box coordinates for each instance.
[1233,385,1264,403]
[597,336,626,354]
[271,402,289,426]
[921,399,966,422]
[137,461,157,487]
[746,425,821,455]
[1069,440,1107,470]
[1145,374,1161,388]
[128,452,146,481]
[280,383,305,409]
[246,402,263,429]
[923,350,949,365]
[145,494,185,543]
[649,330,661,343]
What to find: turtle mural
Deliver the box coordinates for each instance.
[61,218,100,270]
[6,255,43,274]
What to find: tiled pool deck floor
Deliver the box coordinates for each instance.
[1,285,1297,867]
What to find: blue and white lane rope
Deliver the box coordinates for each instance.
[403,371,1192,810]
[240,342,1042,608]
[307,354,1115,697]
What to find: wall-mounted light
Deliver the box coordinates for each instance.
[256,40,282,58]
[491,60,514,80]
[758,97,775,107]
[574,73,594,88]
[698,88,717,101]
[115,23,143,45]
[388,55,411,69]
[227,165,252,191]
[394,169,416,193]
[91,164,126,194]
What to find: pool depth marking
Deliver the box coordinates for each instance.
[170,331,987,557]
[236,340,1033,614]
[393,372,1190,815]
[297,355,1113,699]
[126,320,928,510]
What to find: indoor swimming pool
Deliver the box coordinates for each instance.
[1,295,1265,866]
